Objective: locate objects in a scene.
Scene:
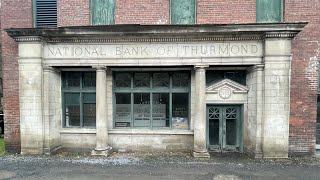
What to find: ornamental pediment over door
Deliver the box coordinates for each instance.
[206,79,249,99]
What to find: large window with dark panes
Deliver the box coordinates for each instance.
[62,72,96,128]
[114,71,190,129]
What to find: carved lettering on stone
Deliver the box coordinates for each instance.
[44,42,262,59]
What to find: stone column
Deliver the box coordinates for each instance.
[18,40,44,155]
[91,66,112,156]
[252,65,265,158]
[192,65,210,158]
[262,33,294,158]
[42,66,61,155]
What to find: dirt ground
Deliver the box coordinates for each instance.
[0,152,320,180]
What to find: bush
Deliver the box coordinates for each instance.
[0,138,6,156]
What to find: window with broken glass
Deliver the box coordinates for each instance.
[62,72,96,128]
[114,71,190,129]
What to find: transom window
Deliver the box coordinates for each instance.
[114,71,190,129]
[62,72,96,128]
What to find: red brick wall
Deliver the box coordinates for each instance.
[197,0,256,24]
[57,0,90,27]
[285,0,320,155]
[116,0,170,24]
[1,0,33,153]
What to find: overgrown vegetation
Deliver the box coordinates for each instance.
[0,138,6,156]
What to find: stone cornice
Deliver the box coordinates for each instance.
[6,23,307,43]
[45,36,262,43]
[264,32,298,39]
[14,36,43,42]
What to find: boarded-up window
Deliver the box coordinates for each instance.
[91,0,116,25]
[256,0,283,23]
[170,0,196,24]
[34,0,57,27]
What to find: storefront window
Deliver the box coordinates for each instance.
[114,71,190,129]
[62,72,96,127]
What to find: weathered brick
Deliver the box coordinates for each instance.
[1,0,33,153]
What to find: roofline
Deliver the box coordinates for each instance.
[6,23,308,38]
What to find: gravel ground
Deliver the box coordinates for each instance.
[0,152,320,180]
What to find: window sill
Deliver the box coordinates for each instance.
[60,128,96,134]
[109,129,194,135]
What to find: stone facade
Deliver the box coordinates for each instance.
[1,0,319,157]
[6,24,305,158]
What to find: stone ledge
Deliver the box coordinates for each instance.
[109,129,194,135]
[60,128,96,134]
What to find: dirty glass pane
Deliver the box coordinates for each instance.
[256,0,282,23]
[83,93,96,127]
[206,71,246,86]
[64,93,80,127]
[152,93,169,127]
[172,93,189,129]
[83,72,96,88]
[208,107,220,145]
[153,73,169,88]
[134,73,150,88]
[225,108,237,146]
[115,93,131,127]
[115,73,131,88]
[172,72,189,87]
[171,0,196,24]
[91,0,115,25]
[63,72,81,88]
[133,93,150,127]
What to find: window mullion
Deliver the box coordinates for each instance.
[169,73,173,128]
[131,73,134,128]
[150,93,153,129]
[80,73,83,127]
[131,93,134,128]
[150,73,153,128]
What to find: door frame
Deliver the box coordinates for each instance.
[206,104,244,152]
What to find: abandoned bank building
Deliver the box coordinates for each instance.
[1,0,320,158]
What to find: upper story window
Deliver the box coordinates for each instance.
[33,0,57,27]
[256,0,283,23]
[170,0,196,24]
[91,0,116,25]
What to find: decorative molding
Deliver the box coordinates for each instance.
[264,32,297,39]
[219,87,232,99]
[206,78,249,94]
[92,65,107,71]
[42,66,60,73]
[47,36,263,43]
[247,64,265,72]
[194,65,209,70]
[14,36,43,42]
[12,33,299,43]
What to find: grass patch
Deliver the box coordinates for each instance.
[0,137,6,156]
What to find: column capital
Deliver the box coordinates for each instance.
[42,66,60,73]
[194,65,209,70]
[247,65,264,72]
[92,65,107,71]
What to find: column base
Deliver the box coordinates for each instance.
[192,149,210,158]
[91,146,113,157]
[43,146,61,155]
